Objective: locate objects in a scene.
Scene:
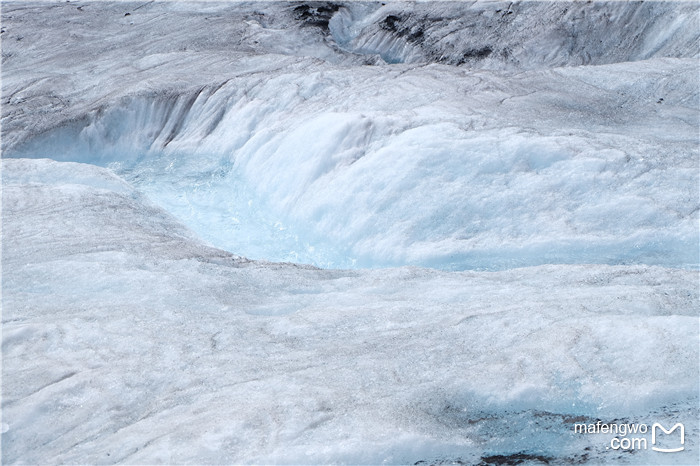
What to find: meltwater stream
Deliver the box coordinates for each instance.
[109,154,357,269]
[7,58,700,271]
[4,0,698,271]
[9,72,698,272]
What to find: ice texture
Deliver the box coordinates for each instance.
[1,1,699,464]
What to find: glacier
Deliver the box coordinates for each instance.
[1,1,699,464]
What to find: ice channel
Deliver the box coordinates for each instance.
[3,0,698,271]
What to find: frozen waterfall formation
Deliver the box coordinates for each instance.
[2,1,699,465]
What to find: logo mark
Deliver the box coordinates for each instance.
[651,423,684,453]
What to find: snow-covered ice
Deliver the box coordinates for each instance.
[2,1,699,464]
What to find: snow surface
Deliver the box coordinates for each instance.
[1,1,699,464]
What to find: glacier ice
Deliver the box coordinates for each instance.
[1,1,699,464]
[6,52,699,270]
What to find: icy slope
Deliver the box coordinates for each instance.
[3,158,698,464]
[3,1,698,269]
